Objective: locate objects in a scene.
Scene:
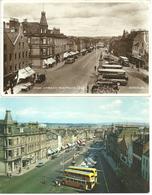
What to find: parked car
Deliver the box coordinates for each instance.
[36,74,46,83]
[118,56,129,66]
[21,82,33,92]
[65,57,75,64]
[36,162,45,167]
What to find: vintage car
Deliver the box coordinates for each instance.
[65,57,75,64]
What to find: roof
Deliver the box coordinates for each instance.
[64,168,94,176]
[102,65,122,68]
[98,69,126,73]
[7,31,19,45]
[68,166,96,172]
[4,110,14,124]
[40,11,48,26]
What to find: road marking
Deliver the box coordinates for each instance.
[100,160,110,193]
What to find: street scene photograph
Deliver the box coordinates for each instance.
[0,96,149,193]
[2,0,149,94]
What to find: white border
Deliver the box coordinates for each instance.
[0,0,151,97]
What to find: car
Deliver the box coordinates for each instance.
[36,74,46,83]
[118,56,129,66]
[65,57,75,64]
[36,162,45,167]
[21,82,33,92]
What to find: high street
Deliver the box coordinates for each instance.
[21,48,148,94]
[26,50,100,94]
[0,141,128,193]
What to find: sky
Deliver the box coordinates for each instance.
[3,0,150,36]
[0,97,149,124]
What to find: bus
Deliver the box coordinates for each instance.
[68,166,97,183]
[101,64,122,69]
[98,68,126,75]
[63,168,96,191]
[97,69,128,86]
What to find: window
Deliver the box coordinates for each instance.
[19,52,21,59]
[22,42,24,48]
[42,48,46,55]
[26,51,27,57]
[8,150,12,157]
[8,139,12,146]
[9,54,12,61]
[43,38,46,44]
[19,42,21,48]
[17,138,19,144]
[8,127,12,133]
[15,53,17,59]
[22,52,24,58]
[28,38,30,43]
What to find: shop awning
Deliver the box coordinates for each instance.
[25,66,35,76]
[47,58,56,64]
[43,59,48,65]
[69,51,76,56]
[63,52,70,58]
[17,68,30,81]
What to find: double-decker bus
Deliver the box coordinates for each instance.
[68,166,97,183]
[63,168,96,191]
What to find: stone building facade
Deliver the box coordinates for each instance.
[4,18,30,90]
[22,11,67,67]
[0,111,93,176]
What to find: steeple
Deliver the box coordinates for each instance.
[40,11,48,27]
[4,110,13,124]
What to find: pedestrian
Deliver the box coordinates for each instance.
[87,85,89,93]
[113,84,119,94]
[94,65,96,71]
[11,87,14,94]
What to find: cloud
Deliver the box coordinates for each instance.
[3,2,149,36]
[99,99,122,111]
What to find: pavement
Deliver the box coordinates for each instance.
[33,61,65,74]
[3,61,65,95]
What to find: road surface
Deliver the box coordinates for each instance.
[26,50,100,94]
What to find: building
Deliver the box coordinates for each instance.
[105,125,141,166]
[118,136,134,168]
[22,11,67,67]
[141,150,149,182]
[132,134,149,176]
[4,18,31,91]
[0,111,49,175]
[131,30,149,69]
